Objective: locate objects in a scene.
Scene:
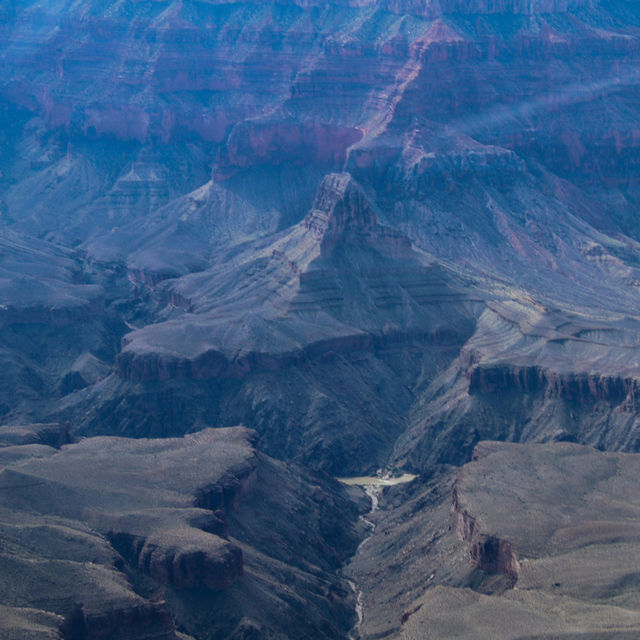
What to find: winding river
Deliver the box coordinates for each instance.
[338,473,417,640]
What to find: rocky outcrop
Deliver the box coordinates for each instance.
[114,337,370,383]
[136,531,243,591]
[116,327,467,383]
[468,363,640,406]
[453,481,520,584]
[0,428,362,639]
[59,601,177,640]
[194,465,259,513]
[0,423,71,448]
[0,511,181,640]
[0,429,256,594]
[305,174,377,238]
[303,172,412,256]
[107,514,244,591]
[348,442,640,639]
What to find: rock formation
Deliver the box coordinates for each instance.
[0,427,362,639]
[2,1,640,474]
[346,441,640,639]
[73,173,477,473]
[2,0,640,637]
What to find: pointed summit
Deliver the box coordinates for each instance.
[304,173,378,250]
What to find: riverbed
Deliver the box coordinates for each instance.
[337,473,417,487]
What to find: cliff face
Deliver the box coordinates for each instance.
[59,602,177,640]
[468,364,640,406]
[453,482,520,586]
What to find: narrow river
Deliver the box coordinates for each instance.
[338,473,417,640]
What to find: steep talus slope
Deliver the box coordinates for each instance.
[0,427,362,639]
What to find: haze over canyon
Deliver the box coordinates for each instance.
[2,0,640,638]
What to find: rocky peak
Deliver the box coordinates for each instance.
[304,173,378,251]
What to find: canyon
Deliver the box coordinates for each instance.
[2,0,640,637]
